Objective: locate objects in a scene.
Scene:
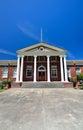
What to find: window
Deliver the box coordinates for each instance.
[39,47,44,51]
[27,56,33,62]
[51,66,57,78]
[38,66,46,71]
[2,67,8,78]
[39,56,45,61]
[51,56,57,62]
[26,66,32,78]
[67,68,71,78]
[13,68,17,78]
[76,68,81,74]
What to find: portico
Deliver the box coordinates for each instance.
[16,43,68,82]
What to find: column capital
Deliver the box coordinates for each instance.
[21,55,24,58]
[34,55,37,58]
[47,55,50,58]
[17,55,21,58]
[60,55,64,58]
[63,55,66,58]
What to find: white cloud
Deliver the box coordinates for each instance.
[0,49,16,56]
[67,51,75,59]
[17,24,39,41]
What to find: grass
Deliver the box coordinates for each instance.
[0,89,5,93]
[74,86,83,90]
[79,86,83,89]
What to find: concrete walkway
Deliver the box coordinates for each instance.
[0,88,83,130]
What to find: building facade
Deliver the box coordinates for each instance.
[16,43,68,82]
[0,43,83,83]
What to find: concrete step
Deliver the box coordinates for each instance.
[21,82,65,88]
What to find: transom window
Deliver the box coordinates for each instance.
[13,68,17,78]
[27,56,33,62]
[38,56,46,61]
[76,68,81,74]
[26,66,32,78]
[51,56,57,62]
[51,66,57,78]
[2,67,8,78]
[38,66,46,72]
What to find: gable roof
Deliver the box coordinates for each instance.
[16,42,67,54]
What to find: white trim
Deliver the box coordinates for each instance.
[51,65,57,78]
[13,67,17,78]
[26,66,32,78]
[16,55,20,82]
[76,67,81,74]
[67,68,71,78]
[47,55,50,82]
[34,55,37,82]
[38,65,46,72]
[60,55,64,82]
[20,56,24,82]
[2,67,8,78]
[63,55,68,82]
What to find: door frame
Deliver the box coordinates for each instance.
[38,65,46,81]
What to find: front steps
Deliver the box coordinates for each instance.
[21,82,65,88]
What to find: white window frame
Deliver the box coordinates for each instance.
[67,68,71,78]
[2,67,8,78]
[39,47,44,51]
[26,66,32,78]
[76,68,81,75]
[51,56,57,62]
[51,65,57,78]
[13,68,17,78]
[38,65,46,72]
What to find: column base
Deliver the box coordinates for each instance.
[47,80,50,82]
[16,81,22,83]
[61,81,69,82]
[34,80,37,82]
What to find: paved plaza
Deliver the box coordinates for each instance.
[0,88,83,130]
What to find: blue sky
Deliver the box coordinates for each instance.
[0,0,82,60]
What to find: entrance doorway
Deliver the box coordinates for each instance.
[38,65,46,81]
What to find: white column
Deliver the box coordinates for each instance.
[20,55,24,82]
[63,55,68,82]
[47,55,50,82]
[16,55,20,82]
[34,55,37,82]
[60,55,64,82]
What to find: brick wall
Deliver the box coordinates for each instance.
[0,66,16,81]
[23,56,61,81]
[67,66,83,79]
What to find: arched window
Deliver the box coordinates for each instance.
[38,66,46,71]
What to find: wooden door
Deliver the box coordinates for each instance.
[39,72,45,81]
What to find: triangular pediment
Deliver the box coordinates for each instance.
[16,42,67,55]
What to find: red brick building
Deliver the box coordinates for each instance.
[0,43,83,83]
